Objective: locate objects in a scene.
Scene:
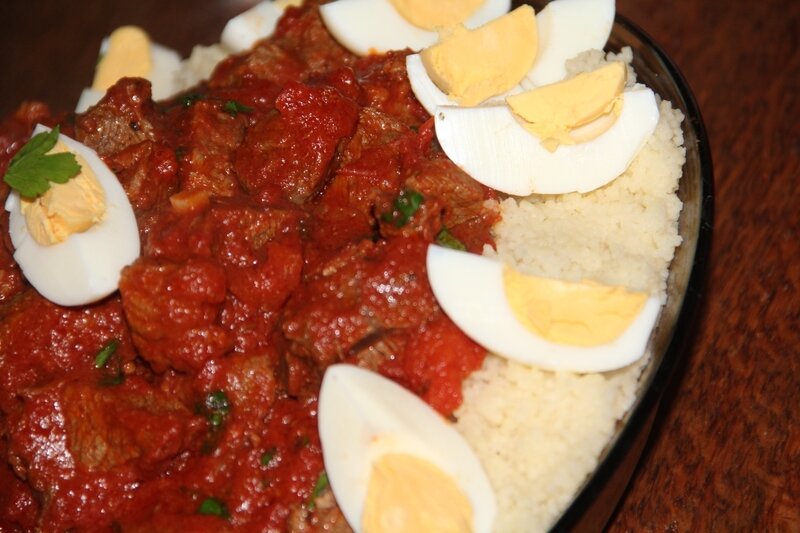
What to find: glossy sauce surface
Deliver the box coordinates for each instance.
[0,3,498,530]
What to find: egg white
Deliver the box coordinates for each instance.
[221,0,294,54]
[433,86,659,195]
[320,0,511,56]
[522,0,615,88]
[5,125,141,307]
[426,245,661,373]
[318,364,496,533]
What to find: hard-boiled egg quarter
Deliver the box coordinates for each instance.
[5,125,140,307]
[318,364,496,533]
[433,86,659,195]
[319,0,511,56]
[76,26,182,113]
[426,245,661,373]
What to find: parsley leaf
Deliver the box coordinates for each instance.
[94,338,120,368]
[223,100,253,116]
[3,126,81,198]
[382,189,424,227]
[307,471,329,510]
[197,497,229,518]
[436,228,466,251]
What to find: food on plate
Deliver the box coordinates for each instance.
[76,26,181,112]
[4,125,140,306]
[319,0,511,55]
[427,244,661,372]
[318,364,495,533]
[0,1,687,532]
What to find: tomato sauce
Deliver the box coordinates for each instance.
[0,2,499,531]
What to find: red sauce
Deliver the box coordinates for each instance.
[0,2,499,531]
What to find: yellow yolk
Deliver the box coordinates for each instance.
[389,0,485,30]
[420,5,538,106]
[362,453,473,533]
[92,26,153,91]
[503,267,647,347]
[20,141,106,246]
[507,61,627,151]
[275,0,302,8]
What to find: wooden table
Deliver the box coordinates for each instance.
[0,1,797,531]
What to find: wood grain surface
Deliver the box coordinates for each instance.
[0,0,798,531]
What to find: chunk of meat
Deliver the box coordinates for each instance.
[234,82,359,203]
[405,157,501,252]
[0,290,135,412]
[195,352,278,424]
[355,51,430,127]
[282,237,438,368]
[119,257,232,371]
[74,77,159,156]
[5,376,204,531]
[105,140,179,211]
[383,314,486,416]
[175,100,246,197]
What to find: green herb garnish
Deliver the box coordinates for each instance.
[197,497,229,518]
[261,447,277,466]
[223,100,254,116]
[307,471,329,510]
[382,189,424,227]
[204,390,230,429]
[3,126,81,198]
[436,228,466,251]
[94,338,119,368]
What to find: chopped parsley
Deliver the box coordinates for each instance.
[94,339,119,368]
[382,189,424,227]
[3,126,81,198]
[307,471,329,510]
[223,100,254,116]
[204,390,231,429]
[436,228,466,251]
[261,447,277,466]
[197,497,229,518]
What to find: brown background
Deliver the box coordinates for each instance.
[0,0,798,531]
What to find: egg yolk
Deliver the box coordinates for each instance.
[92,26,153,92]
[503,267,647,346]
[506,61,627,151]
[389,0,484,30]
[420,5,538,106]
[20,141,106,246]
[362,453,473,533]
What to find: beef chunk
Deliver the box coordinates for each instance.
[120,257,232,372]
[234,82,359,203]
[74,77,159,156]
[282,237,437,368]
